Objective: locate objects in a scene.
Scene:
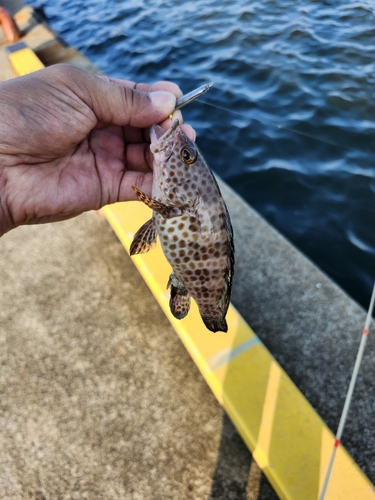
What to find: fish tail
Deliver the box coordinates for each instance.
[201,315,228,333]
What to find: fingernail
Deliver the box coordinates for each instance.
[150,91,176,110]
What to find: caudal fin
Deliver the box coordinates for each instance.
[201,315,228,333]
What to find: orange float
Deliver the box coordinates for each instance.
[0,7,20,42]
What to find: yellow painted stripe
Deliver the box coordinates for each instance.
[7,46,44,75]
[9,42,375,500]
[253,361,281,469]
[103,200,375,500]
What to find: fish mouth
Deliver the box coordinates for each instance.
[150,119,180,144]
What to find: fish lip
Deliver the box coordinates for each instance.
[150,119,180,145]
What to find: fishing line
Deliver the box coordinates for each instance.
[197,98,352,152]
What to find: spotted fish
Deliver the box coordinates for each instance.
[130,119,234,332]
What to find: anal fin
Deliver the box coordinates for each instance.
[167,273,190,320]
[131,185,183,219]
[130,218,157,255]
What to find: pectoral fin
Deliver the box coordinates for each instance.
[131,186,183,219]
[167,273,191,320]
[130,218,157,255]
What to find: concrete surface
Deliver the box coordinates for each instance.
[1,1,375,499]
[0,212,277,500]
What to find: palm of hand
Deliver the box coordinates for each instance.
[6,119,144,226]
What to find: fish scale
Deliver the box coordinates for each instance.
[130,119,234,332]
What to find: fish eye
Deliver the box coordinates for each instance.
[180,146,197,165]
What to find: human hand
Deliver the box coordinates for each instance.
[0,64,195,236]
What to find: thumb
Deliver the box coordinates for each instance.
[70,67,177,127]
